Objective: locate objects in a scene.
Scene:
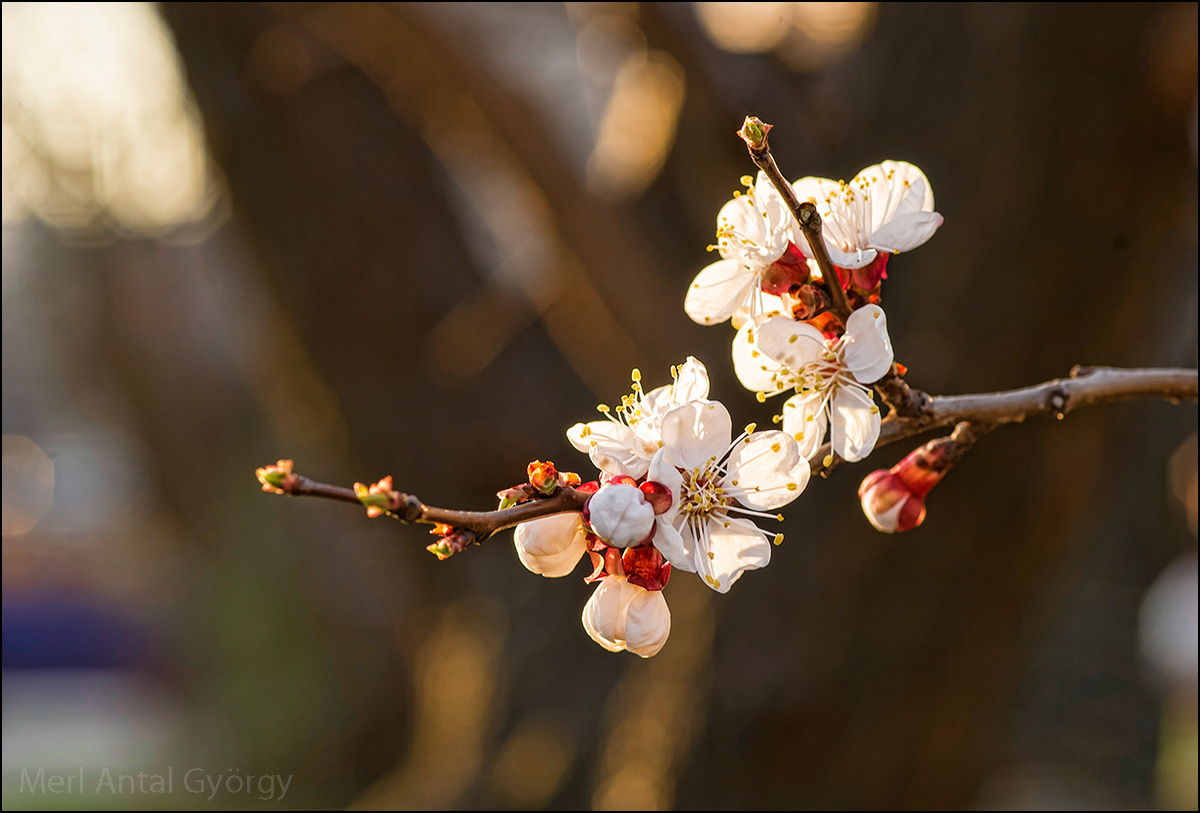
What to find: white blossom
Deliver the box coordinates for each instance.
[791,160,942,270]
[733,304,893,462]
[684,172,803,328]
[582,576,671,658]
[566,357,710,479]
[646,400,810,593]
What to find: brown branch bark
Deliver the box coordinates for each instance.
[811,365,1197,476]
[272,473,589,543]
[738,117,852,324]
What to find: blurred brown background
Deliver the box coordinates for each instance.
[2,2,1196,809]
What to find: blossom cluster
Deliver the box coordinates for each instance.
[688,162,941,463]
[513,358,809,656]
[511,159,942,656]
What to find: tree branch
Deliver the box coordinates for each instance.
[811,366,1198,476]
[259,465,589,548]
[738,117,852,324]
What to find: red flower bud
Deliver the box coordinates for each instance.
[859,436,956,533]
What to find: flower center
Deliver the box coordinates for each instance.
[678,462,728,520]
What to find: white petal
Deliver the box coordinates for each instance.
[661,400,732,471]
[755,316,826,370]
[588,483,655,548]
[754,170,802,249]
[652,517,693,572]
[716,194,769,253]
[830,384,881,462]
[867,211,943,255]
[624,587,671,657]
[863,493,907,533]
[731,288,789,329]
[581,578,629,652]
[732,319,785,394]
[513,513,588,577]
[825,242,877,270]
[842,304,894,384]
[566,421,646,478]
[725,431,810,510]
[781,393,829,460]
[684,259,757,326]
[855,160,936,234]
[791,176,841,211]
[694,516,772,594]
[648,449,684,525]
[671,356,710,403]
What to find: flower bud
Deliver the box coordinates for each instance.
[354,475,400,518]
[582,576,671,658]
[858,437,956,533]
[256,459,299,494]
[513,513,588,577]
[527,460,559,495]
[586,483,655,548]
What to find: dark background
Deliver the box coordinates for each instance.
[3,3,1196,809]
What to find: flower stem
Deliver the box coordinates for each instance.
[739,116,852,324]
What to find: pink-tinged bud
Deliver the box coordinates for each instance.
[622,544,671,592]
[256,459,299,494]
[527,460,559,495]
[638,480,673,515]
[586,483,655,548]
[858,469,927,533]
[858,437,957,533]
[497,483,538,509]
[427,526,474,560]
[577,480,601,495]
[738,116,772,150]
[606,474,638,488]
[557,470,582,487]
[354,475,401,518]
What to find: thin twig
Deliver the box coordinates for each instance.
[271,474,589,543]
[739,116,852,324]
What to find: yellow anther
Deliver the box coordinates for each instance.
[756,392,766,403]
[869,406,880,415]
[788,334,798,343]
[772,415,782,424]
[805,414,814,422]
[740,175,754,187]
[772,533,783,546]
[794,431,805,441]
[704,574,715,585]
[770,443,781,453]
[631,368,641,382]
[776,514,784,522]
[786,483,798,491]
[708,551,715,559]
[822,454,834,467]
[597,404,610,413]
[713,578,721,588]
[744,423,757,435]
